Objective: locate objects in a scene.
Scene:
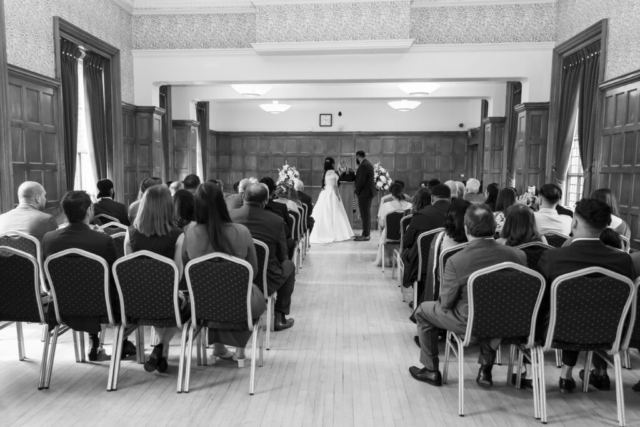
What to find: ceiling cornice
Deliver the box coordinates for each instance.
[132,1,255,15]
[252,39,416,55]
[111,0,134,14]
[412,0,556,7]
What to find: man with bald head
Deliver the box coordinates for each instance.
[0,181,58,242]
[226,177,255,212]
[230,183,296,331]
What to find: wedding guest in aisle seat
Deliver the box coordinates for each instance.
[0,181,58,242]
[380,180,412,204]
[226,178,253,212]
[274,185,301,212]
[294,179,314,232]
[496,204,548,247]
[409,187,431,215]
[183,182,267,362]
[260,177,293,239]
[93,179,130,225]
[591,188,631,239]
[123,185,185,373]
[129,177,162,223]
[374,183,412,268]
[441,199,471,251]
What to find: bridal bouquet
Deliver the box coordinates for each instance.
[374,163,392,191]
[277,162,299,188]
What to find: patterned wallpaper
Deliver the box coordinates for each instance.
[556,0,640,80]
[4,0,135,103]
[411,3,556,44]
[255,2,411,43]
[132,14,256,49]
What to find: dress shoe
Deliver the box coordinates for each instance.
[409,366,442,386]
[275,313,295,331]
[413,336,420,349]
[121,339,137,359]
[632,380,640,392]
[354,236,370,241]
[559,377,576,394]
[476,365,493,387]
[510,372,533,389]
[144,344,163,372]
[88,346,98,361]
[579,369,610,391]
[157,357,168,373]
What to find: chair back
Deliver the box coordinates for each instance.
[416,228,445,282]
[0,247,46,323]
[185,253,254,331]
[543,231,569,248]
[297,206,306,234]
[44,249,115,326]
[289,211,300,241]
[253,239,270,297]
[111,232,126,259]
[399,214,413,248]
[620,235,630,253]
[624,278,640,349]
[100,222,128,236]
[543,267,635,355]
[95,213,120,224]
[438,242,469,285]
[112,250,182,328]
[385,211,405,243]
[429,231,446,300]
[301,204,309,231]
[516,242,554,269]
[0,231,45,291]
[464,262,545,347]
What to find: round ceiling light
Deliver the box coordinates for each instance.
[388,100,421,112]
[260,100,291,114]
[231,84,272,97]
[397,83,441,97]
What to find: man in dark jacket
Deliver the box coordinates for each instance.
[93,179,130,225]
[354,150,376,241]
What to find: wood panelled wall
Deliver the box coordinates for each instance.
[513,103,549,194]
[173,120,199,182]
[482,117,506,186]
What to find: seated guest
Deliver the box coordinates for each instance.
[427,179,441,190]
[534,184,572,236]
[183,182,266,362]
[260,177,293,237]
[173,189,195,231]
[93,179,130,225]
[536,198,635,393]
[441,199,471,251]
[410,204,527,387]
[463,179,485,204]
[410,187,431,215]
[294,179,314,231]
[484,183,500,211]
[600,228,623,250]
[443,181,458,199]
[455,181,466,199]
[381,180,412,204]
[169,180,184,196]
[401,185,451,288]
[124,186,185,373]
[230,184,296,331]
[129,177,162,223]
[374,184,412,268]
[493,188,517,233]
[0,181,58,242]
[43,191,136,361]
[183,174,201,195]
[591,188,631,239]
[496,204,548,246]
[274,185,300,212]
[232,181,240,193]
[226,178,252,212]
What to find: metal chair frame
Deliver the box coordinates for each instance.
[99,222,128,233]
[408,228,445,305]
[393,214,413,283]
[435,242,469,305]
[253,239,274,350]
[620,235,630,253]
[110,232,126,259]
[0,230,47,293]
[288,213,301,274]
[95,214,120,224]
[380,210,405,274]
[296,206,306,266]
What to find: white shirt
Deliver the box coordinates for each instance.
[534,208,572,236]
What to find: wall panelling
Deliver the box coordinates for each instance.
[173,120,199,182]
[514,102,549,195]
[481,117,506,186]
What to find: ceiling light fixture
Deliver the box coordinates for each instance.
[398,82,441,97]
[388,100,421,112]
[260,100,291,114]
[231,84,272,97]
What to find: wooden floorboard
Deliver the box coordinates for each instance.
[2,233,640,426]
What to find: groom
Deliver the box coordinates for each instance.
[354,150,376,241]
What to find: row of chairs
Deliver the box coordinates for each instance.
[288,204,310,274]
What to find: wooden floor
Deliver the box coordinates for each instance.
[2,234,640,426]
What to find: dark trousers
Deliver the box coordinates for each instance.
[358,196,373,237]
[562,350,607,370]
[287,238,296,260]
[274,260,296,316]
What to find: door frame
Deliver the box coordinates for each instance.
[0,0,13,212]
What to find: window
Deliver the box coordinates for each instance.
[565,118,584,208]
[73,56,96,198]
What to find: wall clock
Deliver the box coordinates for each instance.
[319,114,332,127]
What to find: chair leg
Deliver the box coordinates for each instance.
[79,331,86,362]
[259,321,264,368]
[184,326,198,393]
[583,351,593,393]
[614,353,626,426]
[250,326,259,395]
[496,344,502,366]
[111,325,126,391]
[515,349,524,389]
[196,331,202,366]
[41,324,47,343]
[530,346,540,420]
[136,326,145,364]
[44,325,60,389]
[443,331,451,384]
[177,322,190,393]
[71,330,80,363]
[555,349,562,367]
[457,339,465,417]
[506,345,516,386]
[266,296,272,350]
[107,325,122,391]
[538,347,547,424]
[16,322,26,361]
[381,245,385,273]
[38,328,52,390]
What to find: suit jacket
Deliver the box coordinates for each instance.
[42,222,118,266]
[225,193,244,212]
[464,193,486,204]
[297,191,313,222]
[355,159,376,199]
[0,203,59,242]
[266,199,293,238]
[403,200,450,250]
[435,239,527,330]
[230,204,290,295]
[94,197,130,226]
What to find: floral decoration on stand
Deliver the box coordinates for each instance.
[277,162,300,188]
[374,163,392,191]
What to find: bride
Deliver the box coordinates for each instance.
[310,157,355,244]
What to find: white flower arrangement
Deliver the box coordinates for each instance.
[277,162,300,188]
[374,163,392,191]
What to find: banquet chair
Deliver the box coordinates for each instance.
[620,235,630,253]
[302,204,310,253]
[0,231,47,293]
[0,247,53,389]
[95,214,120,224]
[109,251,184,391]
[442,262,545,419]
[538,268,636,426]
[543,231,569,248]
[516,242,554,270]
[111,232,126,259]
[436,243,469,301]
[382,210,404,274]
[296,206,306,265]
[43,249,119,389]
[100,222,128,236]
[393,214,413,283]
[178,253,266,395]
[253,239,274,349]
[288,212,302,274]
[406,228,444,304]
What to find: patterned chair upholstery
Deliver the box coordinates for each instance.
[435,243,468,300]
[543,231,569,248]
[289,210,302,272]
[95,214,120,224]
[0,231,46,292]
[516,242,553,270]
[111,233,126,259]
[253,239,274,349]
[410,228,445,305]
[100,222,127,236]
[443,262,545,418]
[381,210,405,274]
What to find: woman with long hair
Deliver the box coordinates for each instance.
[497,204,548,247]
[309,157,355,244]
[410,187,432,214]
[442,199,471,250]
[484,183,500,211]
[173,189,195,230]
[124,185,186,373]
[274,184,299,212]
[373,183,413,267]
[493,187,517,233]
[182,182,266,363]
[128,176,162,223]
[591,188,631,238]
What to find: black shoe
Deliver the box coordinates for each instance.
[157,357,168,373]
[413,336,420,349]
[476,365,493,387]
[559,377,576,394]
[408,301,414,309]
[579,369,610,391]
[511,372,533,389]
[632,380,640,392]
[409,366,442,386]
[88,346,98,361]
[144,344,163,372]
[354,236,370,241]
[121,339,137,360]
[275,313,295,331]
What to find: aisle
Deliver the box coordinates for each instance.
[1,235,640,426]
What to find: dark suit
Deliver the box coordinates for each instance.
[94,197,130,226]
[225,193,243,212]
[266,200,293,238]
[230,204,296,315]
[536,239,635,368]
[416,239,527,370]
[355,159,376,237]
[556,205,574,218]
[297,190,314,231]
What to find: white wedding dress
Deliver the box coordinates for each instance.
[310,170,355,244]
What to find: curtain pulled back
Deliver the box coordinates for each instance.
[84,52,108,181]
[504,82,522,188]
[196,102,207,179]
[578,41,601,177]
[61,39,82,191]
